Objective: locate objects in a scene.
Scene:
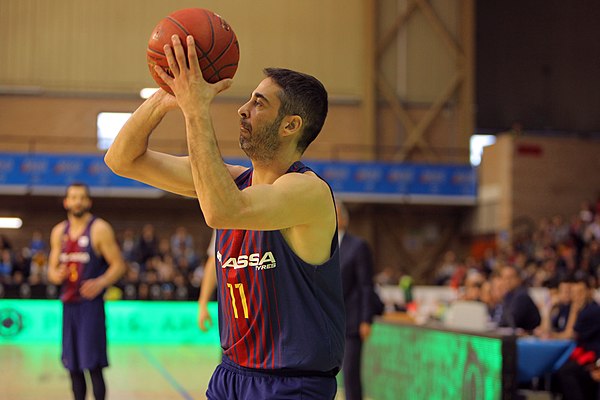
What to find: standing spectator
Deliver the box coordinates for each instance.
[136,224,158,268]
[337,201,376,400]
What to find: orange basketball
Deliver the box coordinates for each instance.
[146,8,240,94]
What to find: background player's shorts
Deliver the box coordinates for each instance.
[62,298,108,371]
[206,356,337,400]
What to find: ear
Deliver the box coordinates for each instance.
[282,115,303,137]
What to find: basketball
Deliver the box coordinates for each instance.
[146,8,240,94]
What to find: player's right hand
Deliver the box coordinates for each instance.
[198,304,213,332]
[57,264,69,280]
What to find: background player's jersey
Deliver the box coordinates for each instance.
[214,161,345,373]
[59,216,108,303]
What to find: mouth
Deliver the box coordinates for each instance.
[240,120,251,134]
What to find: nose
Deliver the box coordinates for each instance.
[238,101,250,119]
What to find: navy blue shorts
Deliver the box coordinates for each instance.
[61,299,108,372]
[206,356,337,400]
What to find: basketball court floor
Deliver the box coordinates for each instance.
[1,344,347,399]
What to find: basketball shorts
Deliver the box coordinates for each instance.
[206,356,337,400]
[61,298,108,372]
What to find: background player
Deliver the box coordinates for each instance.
[105,34,345,399]
[337,201,377,400]
[47,183,126,400]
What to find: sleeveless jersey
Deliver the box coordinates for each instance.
[214,161,345,373]
[59,216,108,303]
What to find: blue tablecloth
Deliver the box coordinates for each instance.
[517,338,576,383]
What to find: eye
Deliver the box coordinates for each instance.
[253,100,262,107]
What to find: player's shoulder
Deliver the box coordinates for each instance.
[51,220,67,234]
[90,217,115,235]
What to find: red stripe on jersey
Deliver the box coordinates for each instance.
[247,231,262,368]
[228,230,250,366]
[266,233,282,368]
[257,249,274,369]
[219,232,239,364]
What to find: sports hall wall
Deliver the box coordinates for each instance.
[3,1,598,280]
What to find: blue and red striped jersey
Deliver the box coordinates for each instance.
[59,216,108,303]
[214,161,345,373]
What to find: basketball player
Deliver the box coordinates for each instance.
[105,34,345,399]
[48,183,126,400]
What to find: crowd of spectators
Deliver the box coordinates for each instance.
[0,224,210,301]
[434,199,600,296]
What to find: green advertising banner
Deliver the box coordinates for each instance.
[0,300,219,345]
[363,322,503,400]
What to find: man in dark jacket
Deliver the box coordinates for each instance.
[555,276,600,400]
[337,202,377,400]
[498,265,541,332]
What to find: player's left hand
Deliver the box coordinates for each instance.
[80,277,106,299]
[154,35,232,118]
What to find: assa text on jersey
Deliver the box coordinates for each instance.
[221,251,277,271]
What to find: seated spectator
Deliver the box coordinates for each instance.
[497,265,541,332]
[537,278,573,338]
[434,250,458,286]
[120,228,137,263]
[460,272,485,302]
[0,249,13,282]
[171,226,196,267]
[554,276,600,400]
[483,273,505,324]
[551,279,574,334]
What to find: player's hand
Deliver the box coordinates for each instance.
[49,264,69,284]
[359,322,372,341]
[80,277,106,299]
[154,35,232,118]
[198,304,213,332]
[149,88,179,112]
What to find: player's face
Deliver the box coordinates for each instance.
[64,186,91,218]
[237,78,285,162]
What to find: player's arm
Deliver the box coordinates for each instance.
[47,222,68,285]
[80,219,127,299]
[155,36,334,233]
[105,90,246,197]
[198,255,217,332]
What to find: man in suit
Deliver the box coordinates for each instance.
[498,264,541,332]
[337,201,377,400]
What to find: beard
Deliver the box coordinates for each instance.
[67,207,90,219]
[239,114,283,162]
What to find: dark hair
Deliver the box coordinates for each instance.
[572,274,592,288]
[263,67,328,154]
[66,182,91,198]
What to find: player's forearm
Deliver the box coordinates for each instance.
[47,265,62,285]
[185,114,244,227]
[198,259,217,307]
[105,97,169,174]
[99,261,127,288]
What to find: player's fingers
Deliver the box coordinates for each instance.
[186,36,202,76]
[214,78,233,94]
[154,65,174,86]
[170,35,188,71]
[163,44,179,76]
